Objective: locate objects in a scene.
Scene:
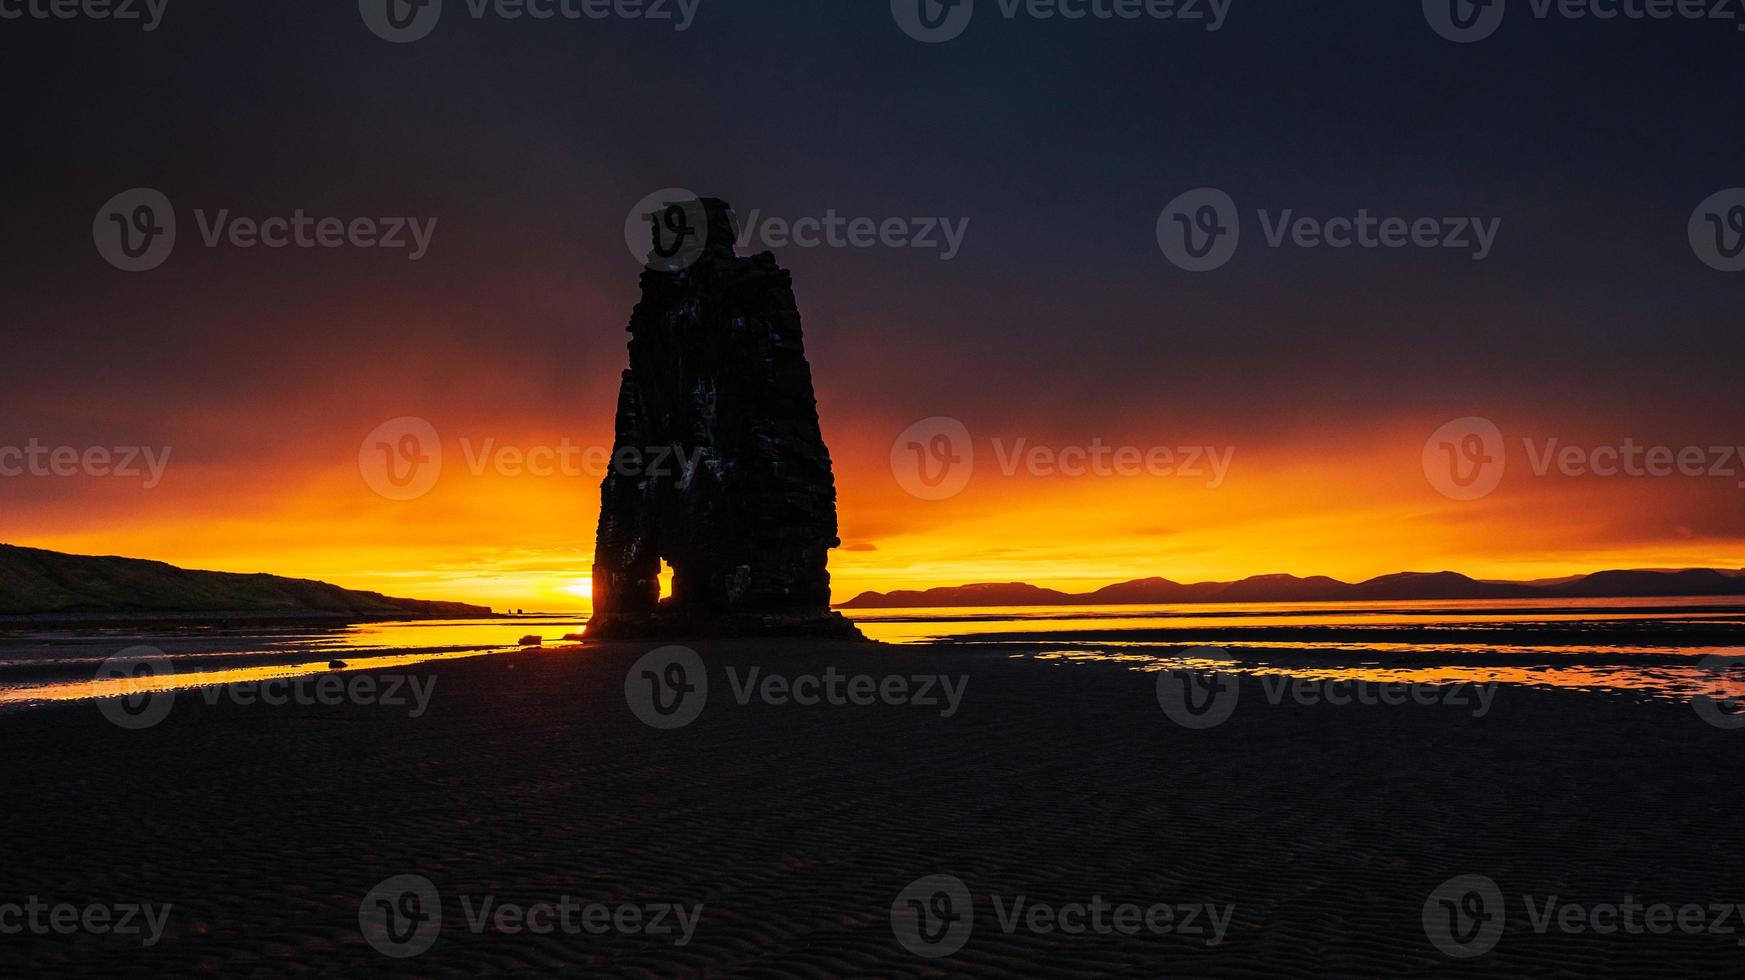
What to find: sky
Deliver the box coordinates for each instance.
[2,0,1743,612]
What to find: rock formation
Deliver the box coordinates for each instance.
[585,197,863,640]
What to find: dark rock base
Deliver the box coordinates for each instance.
[583,609,867,642]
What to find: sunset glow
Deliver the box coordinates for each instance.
[6,407,1740,613]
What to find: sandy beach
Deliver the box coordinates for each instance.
[1,639,1741,977]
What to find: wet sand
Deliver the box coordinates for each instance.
[1,640,1741,976]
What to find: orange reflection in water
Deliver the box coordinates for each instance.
[1025,649,1745,702]
[330,618,585,652]
[851,597,1745,701]
[845,597,1745,644]
[0,648,529,707]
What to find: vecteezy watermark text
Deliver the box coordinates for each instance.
[0,898,171,947]
[358,874,700,958]
[624,189,967,271]
[892,0,1231,44]
[94,650,437,730]
[193,674,438,718]
[1158,188,1501,271]
[890,874,1232,958]
[191,210,436,259]
[735,208,968,260]
[1424,874,1745,958]
[458,439,705,483]
[0,0,168,30]
[358,416,715,502]
[458,896,701,945]
[0,440,170,488]
[1425,0,1745,44]
[1523,438,1745,486]
[625,646,969,729]
[1156,652,1499,729]
[360,0,702,43]
[1422,417,1745,501]
[94,189,437,272]
[890,417,1234,500]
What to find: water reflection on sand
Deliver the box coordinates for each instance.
[847,597,1745,702]
[1019,647,1745,703]
[3,598,1744,708]
[0,617,585,707]
[0,648,517,707]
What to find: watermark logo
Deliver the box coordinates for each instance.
[1423,417,1506,500]
[1158,656,1498,729]
[892,874,974,957]
[361,421,719,499]
[360,0,443,41]
[1423,874,1505,958]
[1154,648,1242,729]
[892,417,975,500]
[892,419,1235,500]
[1429,0,1745,42]
[893,0,1229,42]
[1159,189,1500,270]
[626,188,711,272]
[94,188,176,272]
[892,0,975,42]
[1423,0,1506,43]
[1693,653,1745,729]
[1431,420,1745,498]
[892,875,1233,956]
[1157,187,1240,272]
[360,875,700,954]
[1690,188,1745,272]
[96,190,436,270]
[366,0,700,40]
[625,645,709,729]
[359,874,443,958]
[626,649,968,729]
[626,190,969,269]
[95,651,438,729]
[1425,874,1745,957]
[360,417,443,501]
[94,649,177,730]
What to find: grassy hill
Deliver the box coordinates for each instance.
[0,544,494,618]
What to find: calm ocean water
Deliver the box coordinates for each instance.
[1,597,1742,706]
[850,597,1745,701]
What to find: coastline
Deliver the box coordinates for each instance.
[0,610,512,629]
[1,641,1741,975]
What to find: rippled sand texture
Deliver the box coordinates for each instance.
[0,641,1740,977]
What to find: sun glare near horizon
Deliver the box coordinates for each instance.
[7,418,1743,612]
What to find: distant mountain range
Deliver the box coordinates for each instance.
[0,544,495,618]
[838,568,1745,609]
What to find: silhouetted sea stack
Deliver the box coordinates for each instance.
[586,197,864,641]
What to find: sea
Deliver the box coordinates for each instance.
[1,596,1742,708]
